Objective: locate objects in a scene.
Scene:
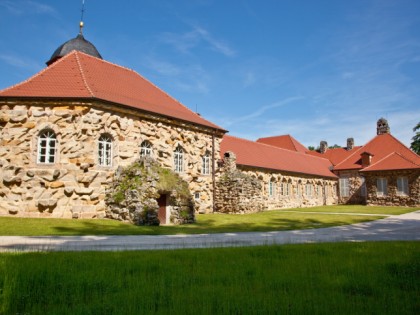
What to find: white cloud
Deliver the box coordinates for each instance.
[221,96,304,127]
[0,54,42,72]
[0,0,57,16]
[160,26,235,57]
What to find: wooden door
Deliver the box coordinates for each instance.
[157,194,167,224]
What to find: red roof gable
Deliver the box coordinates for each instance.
[334,133,420,171]
[361,152,420,172]
[256,134,308,153]
[307,146,362,166]
[221,135,336,178]
[0,51,224,131]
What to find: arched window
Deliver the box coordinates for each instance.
[37,129,57,164]
[140,141,153,157]
[202,151,210,175]
[269,179,276,197]
[174,146,184,173]
[98,134,113,167]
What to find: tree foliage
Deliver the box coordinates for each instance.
[410,121,420,154]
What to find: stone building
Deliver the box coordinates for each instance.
[309,119,420,207]
[0,28,418,222]
[0,31,226,222]
[216,135,338,213]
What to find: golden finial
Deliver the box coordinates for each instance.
[79,0,85,34]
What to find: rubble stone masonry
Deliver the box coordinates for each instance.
[0,100,222,218]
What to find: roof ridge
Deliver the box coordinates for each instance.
[0,53,69,95]
[225,134,331,162]
[393,151,420,166]
[74,52,95,97]
[74,51,218,128]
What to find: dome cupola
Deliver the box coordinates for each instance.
[46,22,102,66]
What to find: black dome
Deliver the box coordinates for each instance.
[46,33,102,65]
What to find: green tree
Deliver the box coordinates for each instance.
[410,121,420,154]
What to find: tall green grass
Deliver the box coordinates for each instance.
[0,242,419,314]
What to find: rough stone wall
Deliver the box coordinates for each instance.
[0,101,221,218]
[105,157,195,225]
[215,152,338,213]
[335,170,367,204]
[239,167,338,209]
[364,170,419,207]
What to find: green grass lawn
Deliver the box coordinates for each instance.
[0,242,418,315]
[0,205,403,236]
[282,205,418,215]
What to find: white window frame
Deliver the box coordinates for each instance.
[202,152,210,175]
[377,178,387,196]
[339,177,350,197]
[397,177,409,196]
[360,177,367,197]
[306,184,312,198]
[140,141,153,157]
[269,180,276,197]
[98,134,113,167]
[282,182,289,196]
[174,146,184,173]
[37,129,57,164]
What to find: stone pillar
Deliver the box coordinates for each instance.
[320,141,328,154]
[347,138,354,150]
[377,118,390,135]
[223,151,237,173]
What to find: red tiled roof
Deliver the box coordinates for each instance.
[307,146,362,166]
[0,51,224,131]
[221,135,336,178]
[361,152,420,172]
[334,133,420,171]
[256,134,308,153]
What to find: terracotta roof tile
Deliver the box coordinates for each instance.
[0,51,224,131]
[361,152,420,172]
[256,134,308,153]
[307,146,362,166]
[221,135,336,178]
[334,133,420,171]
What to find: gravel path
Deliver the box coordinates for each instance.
[0,211,419,252]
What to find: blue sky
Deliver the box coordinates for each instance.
[0,0,419,148]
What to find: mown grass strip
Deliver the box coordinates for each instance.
[0,242,418,315]
[0,208,388,236]
[284,205,418,215]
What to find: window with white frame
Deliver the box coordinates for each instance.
[174,146,184,173]
[339,177,350,197]
[306,184,312,197]
[316,185,321,197]
[202,152,210,175]
[297,184,301,197]
[269,180,276,197]
[98,134,113,167]
[377,178,387,196]
[360,177,367,197]
[397,177,408,196]
[140,141,153,157]
[37,129,57,164]
[282,182,289,196]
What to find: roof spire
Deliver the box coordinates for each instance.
[79,0,85,34]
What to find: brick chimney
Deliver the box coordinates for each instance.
[377,118,390,135]
[319,141,328,154]
[346,138,354,150]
